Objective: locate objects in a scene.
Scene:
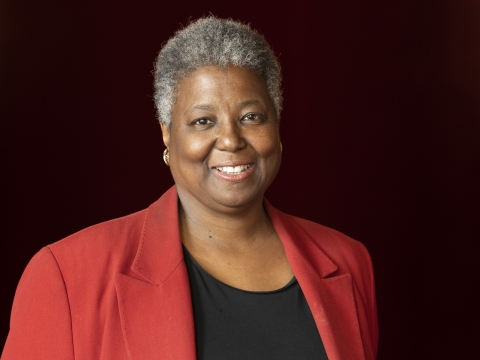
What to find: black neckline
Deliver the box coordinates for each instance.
[182,245,297,294]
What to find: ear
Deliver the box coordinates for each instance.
[160,121,171,148]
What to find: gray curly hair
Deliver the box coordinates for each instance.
[153,16,283,127]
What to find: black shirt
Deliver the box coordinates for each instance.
[183,246,329,360]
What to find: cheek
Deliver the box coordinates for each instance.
[252,128,280,158]
[171,130,213,164]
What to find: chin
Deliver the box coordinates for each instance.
[210,189,264,210]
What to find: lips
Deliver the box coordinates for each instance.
[211,163,255,181]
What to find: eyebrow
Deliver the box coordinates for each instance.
[237,100,262,109]
[187,100,264,114]
[188,104,216,113]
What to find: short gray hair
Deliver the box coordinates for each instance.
[153,16,283,127]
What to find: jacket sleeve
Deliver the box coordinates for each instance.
[2,247,75,359]
[360,243,379,359]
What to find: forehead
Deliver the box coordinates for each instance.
[173,66,272,112]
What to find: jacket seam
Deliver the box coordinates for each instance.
[46,246,76,359]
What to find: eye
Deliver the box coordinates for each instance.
[192,118,213,126]
[241,113,265,123]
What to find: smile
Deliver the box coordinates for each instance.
[214,165,252,174]
[211,164,255,182]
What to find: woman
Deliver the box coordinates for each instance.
[2,17,378,359]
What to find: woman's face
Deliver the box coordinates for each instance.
[161,65,282,213]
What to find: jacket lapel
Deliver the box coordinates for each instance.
[115,187,196,360]
[114,187,365,359]
[265,202,366,360]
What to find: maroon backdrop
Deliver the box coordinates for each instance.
[2,0,479,358]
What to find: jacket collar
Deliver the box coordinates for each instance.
[131,185,183,285]
[132,189,339,284]
[266,200,366,360]
[264,199,338,278]
[115,186,196,359]
[116,186,365,360]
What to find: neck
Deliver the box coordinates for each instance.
[177,188,275,253]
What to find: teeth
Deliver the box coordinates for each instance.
[216,165,250,174]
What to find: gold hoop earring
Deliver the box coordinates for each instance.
[163,148,170,166]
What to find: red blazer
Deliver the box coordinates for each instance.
[2,186,378,359]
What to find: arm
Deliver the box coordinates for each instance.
[358,242,379,359]
[367,250,379,359]
[2,247,75,359]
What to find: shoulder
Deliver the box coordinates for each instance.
[281,211,373,276]
[48,209,147,261]
[39,208,149,288]
[293,215,369,254]
[4,210,150,359]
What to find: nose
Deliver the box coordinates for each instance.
[215,120,247,152]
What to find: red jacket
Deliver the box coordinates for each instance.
[2,186,378,359]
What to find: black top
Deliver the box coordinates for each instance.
[183,246,329,360]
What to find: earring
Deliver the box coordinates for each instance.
[280,142,283,153]
[163,148,170,166]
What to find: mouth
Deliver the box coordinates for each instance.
[211,164,255,181]
[213,165,252,175]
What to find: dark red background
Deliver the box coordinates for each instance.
[2,0,479,358]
